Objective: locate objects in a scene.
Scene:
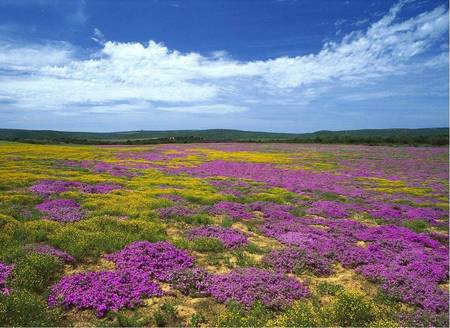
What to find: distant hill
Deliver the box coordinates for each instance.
[0,127,448,145]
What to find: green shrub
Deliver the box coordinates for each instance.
[220,217,233,228]
[0,289,62,326]
[110,311,151,327]
[233,249,258,267]
[0,240,26,263]
[48,216,166,260]
[12,253,64,293]
[215,301,273,327]
[23,220,60,243]
[152,302,178,327]
[190,237,224,253]
[269,300,320,327]
[181,213,213,225]
[190,313,206,327]
[402,220,429,233]
[245,243,267,254]
[329,291,375,327]
[316,281,344,296]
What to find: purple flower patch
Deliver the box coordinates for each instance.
[0,261,14,295]
[106,241,194,281]
[168,268,213,297]
[35,199,86,223]
[208,267,310,309]
[48,270,163,317]
[187,225,248,249]
[30,245,75,263]
[209,201,253,220]
[263,247,334,276]
[158,206,193,219]
[30,179,121,196]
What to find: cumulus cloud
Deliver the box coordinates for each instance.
[0,1,447,115]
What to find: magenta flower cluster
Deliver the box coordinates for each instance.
[306,200,351,219]
[105,241,194,281]
[263,247,334,276]
[48,270,163,317]
[48,241,193,317]
[158,205,194,219]
[0,261,13,295]
[30,179,121,196]
[35,198,86,222]
[30,244,75,263]
[208,267,310,309]
[209,201,253,220]
[187,225,248,249]
[168,267,213,297]
[62,160,135,177]
[257,205,448,312]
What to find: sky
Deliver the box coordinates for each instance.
[0,0,448,133]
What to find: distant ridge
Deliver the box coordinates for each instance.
[0,127,448,145]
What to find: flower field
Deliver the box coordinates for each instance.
[0,141,448,327]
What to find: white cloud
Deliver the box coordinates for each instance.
[157,104,248,114]
[0,1,447,115]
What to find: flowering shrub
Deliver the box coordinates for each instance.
[35,199,86,223]
[168,268,212,296]
[30,180,121,196]
[306,200,349,218]
[106,241,194,281]
[263,247,334,276]
[209,201,253,220]
[0,261,13,295]
[208,267,310,309]
[12,253,64,293]
[48,270,163,317]
[30,245,75,263]
[187,226,248,249]
[158,206,194,219]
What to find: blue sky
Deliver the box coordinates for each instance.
[0,0,448,132]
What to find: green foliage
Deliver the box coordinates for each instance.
[152,302,178,327]
[402,219,429,233]
[48,216,166,259]
[1,127,448,145]
[245,242,267,254]
[110,311,151,327]
[220,217,233,228]
[170,237,191,250]
[190,313,206,327]
[12,253,64,293]
[232,249,258,267]
[0,289,62,326]
[23,220,60,243]
[269,299,320,327]
[182,213,213,225]
[190,237,224,253]
[329,291,376,327]
[215,301,274,327]
[316,281,344,296]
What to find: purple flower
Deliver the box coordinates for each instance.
[263,247,334,276]
[30,245,75,263]
[158,206,193,219]
[209,201,253,220]
[30,180,121,196]
[48,270,163,317]
[35,199,86,222]
[208,267,309,309]
[106,241,194,281]
[187,226,248,249]
[0,261,14,295]
[168,268,213,297]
